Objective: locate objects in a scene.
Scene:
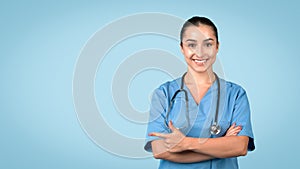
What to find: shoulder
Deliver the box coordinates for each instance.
[221,79,249,102]
[222,79,247,93]
[153,77,181,98]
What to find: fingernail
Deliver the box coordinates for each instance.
[170,120,173,125]
[148,133,155,136]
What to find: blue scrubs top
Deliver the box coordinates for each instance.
[144,76,255,169]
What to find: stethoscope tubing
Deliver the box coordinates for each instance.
[164,72,221,135]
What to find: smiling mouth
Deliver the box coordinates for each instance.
[192,59,208,64]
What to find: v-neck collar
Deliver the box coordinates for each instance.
[182,77,218,107]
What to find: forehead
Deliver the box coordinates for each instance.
[183,25,216,41]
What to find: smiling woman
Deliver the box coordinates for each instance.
[144,16,255,169]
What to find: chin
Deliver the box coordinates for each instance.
[189,67,208,73]
[194,69,209,73]
[189,64,209,73]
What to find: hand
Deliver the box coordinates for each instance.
[225,123,242,136]
[149,121,187,153]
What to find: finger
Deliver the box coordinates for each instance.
[226,128,240,136]
[229,128,241,134]
[168,121,178,132]
[226,131,235,136]
[148,132,168,138]
[227,123,236,131]
[232,126,242,131]
[227,124,240,133]
[234,131,239,135]
[230,123,236,129]
[164,142,170,149]
[228,127,242,136]
[230,130,240,135]
[226,123,237,135]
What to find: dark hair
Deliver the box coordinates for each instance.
[180,16,219,46]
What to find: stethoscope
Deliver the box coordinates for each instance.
[164,72,221,135]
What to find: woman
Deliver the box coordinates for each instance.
[144,16,255,169]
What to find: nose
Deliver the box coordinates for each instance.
[193,45,203,57]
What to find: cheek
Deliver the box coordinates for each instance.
[209,52,217,63]
[208,48,218,59]
[182,49,193,58]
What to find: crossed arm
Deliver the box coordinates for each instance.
[149,121,249,163]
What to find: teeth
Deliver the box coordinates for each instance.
[194,59,206,63]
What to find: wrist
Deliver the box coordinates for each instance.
[183,137,196,151]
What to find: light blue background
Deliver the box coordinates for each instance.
[1,0,299,168]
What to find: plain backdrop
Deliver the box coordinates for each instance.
[1,0,299,168]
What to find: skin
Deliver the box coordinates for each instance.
[148,25,249,163]
[181,25,219,104]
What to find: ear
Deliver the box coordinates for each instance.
[216,42,220,52]
[180,43,184,54]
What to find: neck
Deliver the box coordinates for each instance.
[185,69,215,86]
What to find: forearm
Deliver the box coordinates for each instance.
[149,122,248,160]
[152,140,214,163]
[185,136,249,158]
[157,151,214,163]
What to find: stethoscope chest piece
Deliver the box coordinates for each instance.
[210,122,221,135]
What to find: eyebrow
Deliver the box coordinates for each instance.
[185,39,197,42]
[185,38,214,42]
[203,38,214,42]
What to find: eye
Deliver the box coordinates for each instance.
[204,43,212,47]
[188,43,197,48]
